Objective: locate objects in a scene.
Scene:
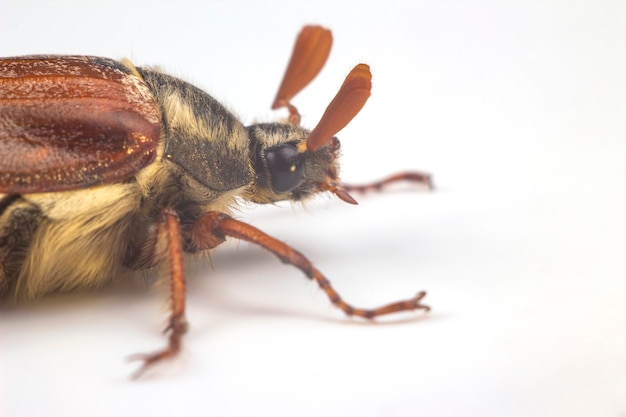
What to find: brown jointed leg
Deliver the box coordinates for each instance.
[341,171,434,194]
[191,212,430,319]
[131,208,188,378]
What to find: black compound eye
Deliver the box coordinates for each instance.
[266,145,305,193]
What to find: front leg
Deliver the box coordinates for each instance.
[191,211,430,319]
[341,171,434,194]
[130,208,188,378]
[325,171,433,205]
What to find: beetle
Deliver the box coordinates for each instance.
[0,25,433,376]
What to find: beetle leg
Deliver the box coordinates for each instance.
[130,208,188,378]
[341,171,434,193]
[191,211,430,319]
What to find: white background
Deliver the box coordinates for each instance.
[1,1,625,416]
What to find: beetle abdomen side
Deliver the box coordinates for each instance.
[0,182,144,301]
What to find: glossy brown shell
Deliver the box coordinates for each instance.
[0,56,161,194]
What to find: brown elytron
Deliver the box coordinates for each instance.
[0,56,160,194]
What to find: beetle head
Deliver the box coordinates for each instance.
[245,123,346,204]
[245,63,370,205]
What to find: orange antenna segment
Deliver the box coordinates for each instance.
[271,26,332,116]
[306,64,372,152]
